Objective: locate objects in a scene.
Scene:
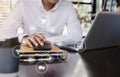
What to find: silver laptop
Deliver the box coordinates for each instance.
[58,12,120,52]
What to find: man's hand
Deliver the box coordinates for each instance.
[21,33,50,47]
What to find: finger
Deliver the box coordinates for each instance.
[45,41,51,45]
[21,37,32,47]
[21,40,27,45]
[36,33,47,41]
[29,37,38,46]
[36,33,45,38]
[21,37,28,45]
[26,39,33,48]
[35,37,44,46]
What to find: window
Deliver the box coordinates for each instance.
[0,0,17,26]
[0,0,11,26]
[69,0,92,35]
[69,0,117,35]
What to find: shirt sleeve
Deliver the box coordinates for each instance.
[0,0,26,42]
[46,6,82,46]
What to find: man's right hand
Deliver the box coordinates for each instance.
[21,33,51,47]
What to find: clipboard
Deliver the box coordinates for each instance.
[16,45,68,63]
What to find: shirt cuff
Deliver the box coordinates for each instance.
[18,34,28,43]
[46,36,55,44]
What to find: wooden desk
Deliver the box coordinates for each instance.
[19,52,88,77]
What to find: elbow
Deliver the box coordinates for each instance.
[74,34,82,43]
[70,33,82,44]
[71,29,83,43]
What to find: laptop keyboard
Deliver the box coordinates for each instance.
[56,42,83,52]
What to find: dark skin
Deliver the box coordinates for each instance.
[21,0,59,47]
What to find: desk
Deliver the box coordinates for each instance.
[81,47,120,77]
[19,47,120,77]
[19,53,88,77]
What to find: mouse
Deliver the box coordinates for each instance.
[34,43,52,50]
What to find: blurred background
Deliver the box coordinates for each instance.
[0,0,118,36]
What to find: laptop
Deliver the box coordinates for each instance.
[58,12,120,52]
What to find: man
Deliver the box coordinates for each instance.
[0,0,82,48]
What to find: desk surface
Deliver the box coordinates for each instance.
[19,53,88,77]
[81,47,120,77]
[19,47,120,77]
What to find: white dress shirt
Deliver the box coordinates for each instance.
[0,0,82,45]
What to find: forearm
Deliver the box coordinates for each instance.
[46,34,82,46]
